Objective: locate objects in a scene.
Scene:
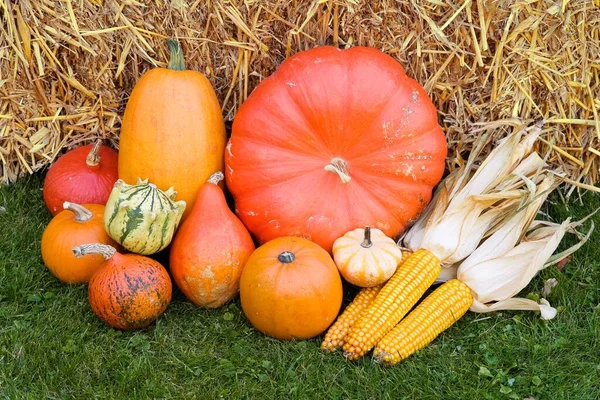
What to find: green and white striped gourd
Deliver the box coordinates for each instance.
[104,178,186,255]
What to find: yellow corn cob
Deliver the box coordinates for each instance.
[374,279,473,366]
[321,250,413,353]
[321,285,383,353]
[342,249,441,360]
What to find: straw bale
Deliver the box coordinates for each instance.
[1,0,599,194]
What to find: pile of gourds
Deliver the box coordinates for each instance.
[39,39,590,364]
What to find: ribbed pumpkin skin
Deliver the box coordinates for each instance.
[170,175,255,308]
[41,204,117,283]
[225,46,447,252]
[239,236,343,340]
[332,227,403,287]
[118,66,226,220]
[43,144,118,215]
[88,252,172,330]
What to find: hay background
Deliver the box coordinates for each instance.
[1,0,599,193]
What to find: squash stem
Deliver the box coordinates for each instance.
[278,251,296,263]
[73,243,116,260]
[361,226,373,248]
[167,38,186,71]
[324,157,351,183]
[86,139,102,167]
[207,171,224,185]
[63,202,93,222]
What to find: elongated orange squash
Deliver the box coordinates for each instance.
[118,39,226,219]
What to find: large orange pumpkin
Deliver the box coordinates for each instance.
[118,39,226,219]
[239,236,343,340]
[225,46,447,252]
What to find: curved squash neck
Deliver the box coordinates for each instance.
[193,186,227,216]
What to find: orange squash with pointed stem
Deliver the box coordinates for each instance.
[169,172,255,308]
[118,39,226,219]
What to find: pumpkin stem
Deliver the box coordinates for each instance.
[85,139,102,167]
[73,243,117,260]
[63,202,93,222]
[278,251,296,263]
[361,226,373,248]
[167,38,186,71]
[207,171,224,185]
[324,157,351,184]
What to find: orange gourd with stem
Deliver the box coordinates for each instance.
[73,244,172,330]
[225,46,447,252]
[239,236,343,340]
[169,172,255,308]
[43,140,118,215]
[41,202,117,284]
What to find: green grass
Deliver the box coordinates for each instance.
[1,173,599,400]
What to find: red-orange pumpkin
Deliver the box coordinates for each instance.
[239,236,343,340]
[43,140,118,216]
[225,46,447,252]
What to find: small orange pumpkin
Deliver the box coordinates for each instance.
[73,244,172,330]
[239,236,343,340]
[332,226,403,287]
[41,202,117,284]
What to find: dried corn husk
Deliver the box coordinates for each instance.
[440,170,595,319]
[462,175,559,264]
[431,175,552,284]
[458,216,594,319]
[406,125,594,319]
[429,175,593,317]
[446,122,541,209]
[404,123,546,266]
